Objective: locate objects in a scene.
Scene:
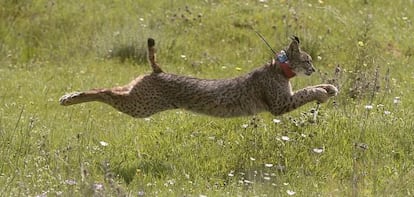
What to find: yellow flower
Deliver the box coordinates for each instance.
[358,41,365,47]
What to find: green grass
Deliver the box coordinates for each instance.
[1,0,414,196]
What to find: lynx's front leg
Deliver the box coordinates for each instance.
[270,84,338,116]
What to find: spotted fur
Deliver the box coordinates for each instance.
[59,37,338,118]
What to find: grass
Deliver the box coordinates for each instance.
[1,0,414,196]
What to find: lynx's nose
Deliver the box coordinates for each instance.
[305,66,316,75]
[309,67,316,73]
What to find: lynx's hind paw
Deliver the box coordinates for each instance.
[59,92,82,106]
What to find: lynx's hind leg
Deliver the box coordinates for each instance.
[59,91,83,106]
[59,38,168,118]
[59,89,111,106]
[59,80,169,118]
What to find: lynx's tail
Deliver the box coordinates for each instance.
[147,38,163,73]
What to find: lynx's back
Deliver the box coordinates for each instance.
[130,66,271,117]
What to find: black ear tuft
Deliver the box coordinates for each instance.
[290,36,300,44]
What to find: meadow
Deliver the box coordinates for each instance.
[1,0,414,196]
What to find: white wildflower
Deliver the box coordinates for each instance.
[166,179,175,185]
[393,97,401,104]
[228,170,234,177]
[36,192,48,197]
[244,180,254,184]
[264,163,273,168]
[93,183,104,191]
[272,119,281,124]
[241,124,249,128]
[281,136,290,141]
[138,191,145,196]
[384,110,391,115]
[313,148,324,154]
[287,190,296,195]
[364,105,373,110]
[64,179,77,185]
[99,141,109,147]
[355,143,368,150]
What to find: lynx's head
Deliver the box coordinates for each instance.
[285,36,315,76]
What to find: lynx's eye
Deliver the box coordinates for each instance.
[303,60,312,64]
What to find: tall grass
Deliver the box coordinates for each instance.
[1,0,414,196]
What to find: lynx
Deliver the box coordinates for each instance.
[59,37,338,118]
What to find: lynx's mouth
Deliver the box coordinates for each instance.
[305,71,313,76]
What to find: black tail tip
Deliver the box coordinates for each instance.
[148,38,155,47]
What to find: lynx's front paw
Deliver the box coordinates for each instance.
[315,84,338,103]
[319,84,338,96]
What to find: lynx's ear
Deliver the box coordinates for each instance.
[291,36,300,44]
[286,36,301,59]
